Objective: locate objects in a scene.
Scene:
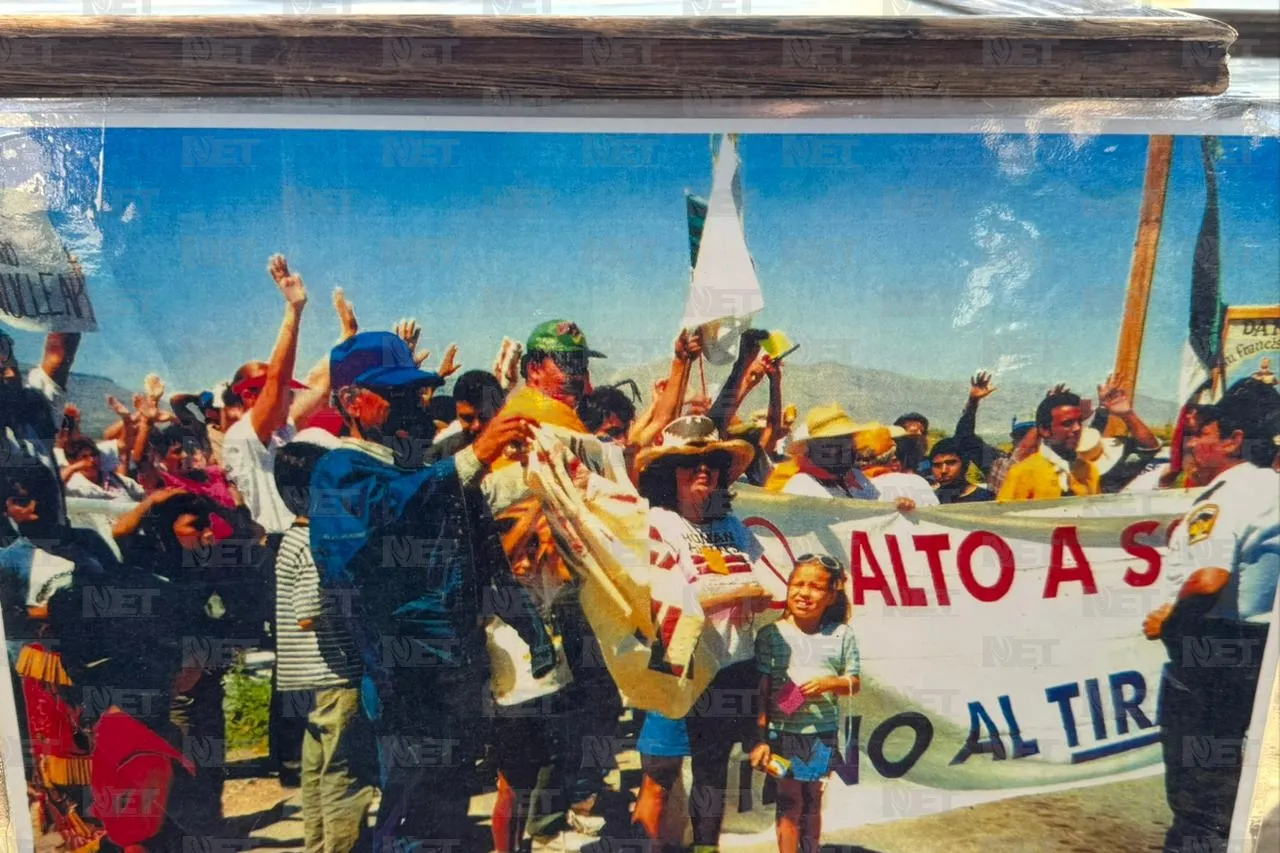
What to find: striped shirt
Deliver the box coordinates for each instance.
[274,523,362,691]
[756,620,859,735]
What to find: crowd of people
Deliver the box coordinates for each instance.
[1,254,1278,853]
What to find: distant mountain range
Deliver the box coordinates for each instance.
[598,360,1180,440]
[62,372,147,436]
[58,362,1179,443]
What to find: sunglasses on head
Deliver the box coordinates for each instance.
[796,553,845,573]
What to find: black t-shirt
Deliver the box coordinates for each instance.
[936,484,996,504]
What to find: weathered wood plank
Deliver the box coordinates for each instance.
[0,11,1237,98]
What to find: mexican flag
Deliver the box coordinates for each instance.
[1178,135,1226,407]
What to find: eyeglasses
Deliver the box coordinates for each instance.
[673,451,732,472]
[6,496,35,508]
[796,553,845,573]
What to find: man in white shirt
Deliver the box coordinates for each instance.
[1142,380,1280,853]
[221,255,349,535]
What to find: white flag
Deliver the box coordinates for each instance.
[681,135,763,365]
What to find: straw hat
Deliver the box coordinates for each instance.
[787,403,860,456]
[635,415,756,483]
[1076,427,1127,474]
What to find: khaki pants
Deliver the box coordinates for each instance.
[301,686,378,853]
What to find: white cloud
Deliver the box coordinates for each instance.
[952,203,1041,330]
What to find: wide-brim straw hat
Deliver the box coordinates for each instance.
[787,403,860,457]
[635,415,756,483]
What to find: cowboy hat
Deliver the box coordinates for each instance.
[635,415,755,483]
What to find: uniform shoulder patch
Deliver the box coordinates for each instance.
[1186,504,1221,544]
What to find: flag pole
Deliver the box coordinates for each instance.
[1113,135,1175,408]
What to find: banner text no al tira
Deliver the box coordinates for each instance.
[0,189,97,333]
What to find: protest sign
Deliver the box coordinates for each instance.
[714,486,1268,835]
[0,188,97,333]
[1221,305,1280,391]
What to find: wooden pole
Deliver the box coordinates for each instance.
[1113,135,1175,403]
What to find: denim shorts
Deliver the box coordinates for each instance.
[637,710,691,757]
[767,730,839,782]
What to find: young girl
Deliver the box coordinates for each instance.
[750,553,859,853]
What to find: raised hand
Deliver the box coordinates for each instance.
[106,395,131,419]
[743,353,777,390]
[134,392,159,423]
[394,319,432,367]
[437,344,461,379]
[687,328,704,360]
[1097,373,1132,415]
[268,254,308,308]
[334,288,359,341]
[969,370,997,401]
[144,373,166,403]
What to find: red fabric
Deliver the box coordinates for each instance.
[91,710,194,846]
[302,407,345,436]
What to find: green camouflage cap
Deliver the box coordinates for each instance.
[526,320,606,359]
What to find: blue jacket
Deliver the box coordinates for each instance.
[309,440,554,708]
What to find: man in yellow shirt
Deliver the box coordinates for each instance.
[997,390,1100,502]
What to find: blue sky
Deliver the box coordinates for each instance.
[2,128,1276,401]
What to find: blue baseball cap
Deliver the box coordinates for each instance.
[330,331,443,392]
[1011,416,1036,438]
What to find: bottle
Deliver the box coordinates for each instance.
[765,754,792,779]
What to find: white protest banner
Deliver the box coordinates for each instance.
[0,188,97,333]
[696,485,1243,836]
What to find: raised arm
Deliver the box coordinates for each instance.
[290,288,359,428]
[250,254,308,444]
[708,329,767,434]
[628,330,702,449]
[1097,375,1160,451]
[757,358,784,455]
[107,397,136,478]
[954,370,1004,475]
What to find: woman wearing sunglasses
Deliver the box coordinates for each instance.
[630,415,777,853]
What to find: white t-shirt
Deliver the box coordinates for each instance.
[648,506,772,667]
[783,472,861,500]
[222,415,297,534]
[865,472,940,506]
[1123,462,1170,493]
[783,468,939,507]
[1162,463,1280,625]
[64,471,146,502]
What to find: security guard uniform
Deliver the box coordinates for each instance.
[1157,461,1280,853]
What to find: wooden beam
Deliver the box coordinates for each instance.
[0,11,1237,99]
[1113,134,1175,400]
